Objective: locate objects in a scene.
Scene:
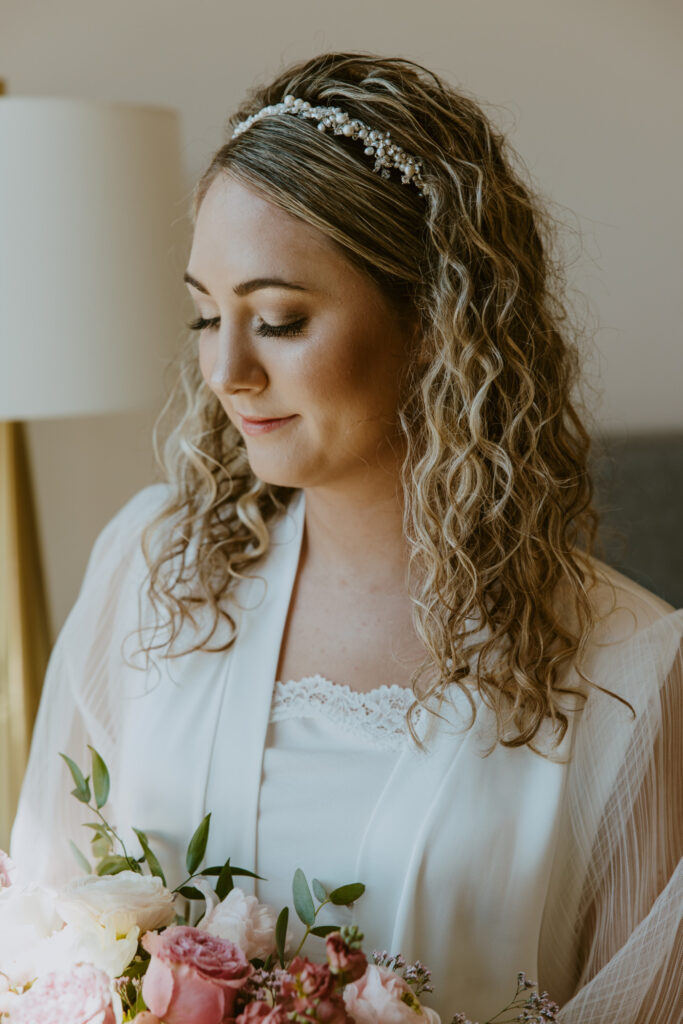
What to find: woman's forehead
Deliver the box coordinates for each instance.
[190,175,376,300]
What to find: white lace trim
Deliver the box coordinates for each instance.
[271,674,421,751]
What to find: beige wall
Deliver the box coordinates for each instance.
[2,0,682,635]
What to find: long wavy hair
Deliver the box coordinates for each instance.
[139,51,621,751]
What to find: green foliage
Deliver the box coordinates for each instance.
[216,858,235,901]
[96,854,139,876]
[329,883,366,905]
[201,864,265,881]
[186,814,211,876]
[69,840,92,874]
[177,885,206,900]
[310,924,340,937]
[275,905,289,967]
[88,745,110,809]
[293,868,316,927]
[312,877,328,902]
[133,828,166,885]
[60,753,91,804]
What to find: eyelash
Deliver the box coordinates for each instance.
[186,315,307,338]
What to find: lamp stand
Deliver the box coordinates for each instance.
[0,421,51,849]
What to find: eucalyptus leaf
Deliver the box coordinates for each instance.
[292,868,315,926]
[178,885,206,900]
[275,905,289,966]
[69,840,91,874]
[133,828,166,885]
[96,854,131,876]
[312,878,328,903]
[216,858,234,901]
[311,924,341,937]
[88,746,111,809]
[186,813,211,876]
[328,883,366,906]
[60,753,91,804]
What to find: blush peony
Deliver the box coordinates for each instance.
[0,963,120,1024]
[142,925,252,1024]
[197,886,279,961]
[343,964,441,1024]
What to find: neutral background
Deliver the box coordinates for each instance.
[2,0,682,635]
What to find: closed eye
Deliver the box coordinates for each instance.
[187,316,307,338]
[187,315,220,331]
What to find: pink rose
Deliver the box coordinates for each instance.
[326,932,368,983]
[343,964,441,1024]
[3,963,118,1024]
[142,924,252,1024]
[236,1001,290,1024]
[130,1015,162,1023]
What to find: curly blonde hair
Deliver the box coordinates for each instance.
[140,51,620,751]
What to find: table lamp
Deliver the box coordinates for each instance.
[0,88,186,847]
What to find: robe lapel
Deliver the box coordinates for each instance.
[203,489,306,888]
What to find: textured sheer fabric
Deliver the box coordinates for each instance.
[539,598,683,1023]
[9,485,683,1022]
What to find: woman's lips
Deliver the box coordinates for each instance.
[239,414,298,436]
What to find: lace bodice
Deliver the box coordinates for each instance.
[271,674,421,751]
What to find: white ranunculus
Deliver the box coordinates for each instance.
[197,886,279,960]
[0,879,139,984]
[55,870,176,936]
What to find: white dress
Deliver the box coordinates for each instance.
[257,677,419,949]
[9,484,683,1024]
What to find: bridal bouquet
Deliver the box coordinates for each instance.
[0,748,559,1024]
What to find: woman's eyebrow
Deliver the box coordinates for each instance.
[183,271,310,297]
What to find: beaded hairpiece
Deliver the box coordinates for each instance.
[230,93,431,198]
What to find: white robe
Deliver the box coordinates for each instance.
[10,484,683,1023]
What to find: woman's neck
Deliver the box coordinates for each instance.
[301,476,409,593]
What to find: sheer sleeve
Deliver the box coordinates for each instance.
[9,483,170,889]
[539,570,683,1024]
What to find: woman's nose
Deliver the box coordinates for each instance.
[208,327,267,394]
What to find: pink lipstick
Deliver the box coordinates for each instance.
[239,414,298,436]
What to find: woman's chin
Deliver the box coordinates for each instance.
[246,456,310,490]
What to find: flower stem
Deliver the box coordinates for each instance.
[292,897,332,958]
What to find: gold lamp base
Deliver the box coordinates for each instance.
[0,421,51,850]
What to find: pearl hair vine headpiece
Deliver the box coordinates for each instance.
[230,94,431,198]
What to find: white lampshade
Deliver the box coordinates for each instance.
[0,98,187,419]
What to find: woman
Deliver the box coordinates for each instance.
[11,53,682,1023]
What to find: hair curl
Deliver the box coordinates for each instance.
[139,51,623,751]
